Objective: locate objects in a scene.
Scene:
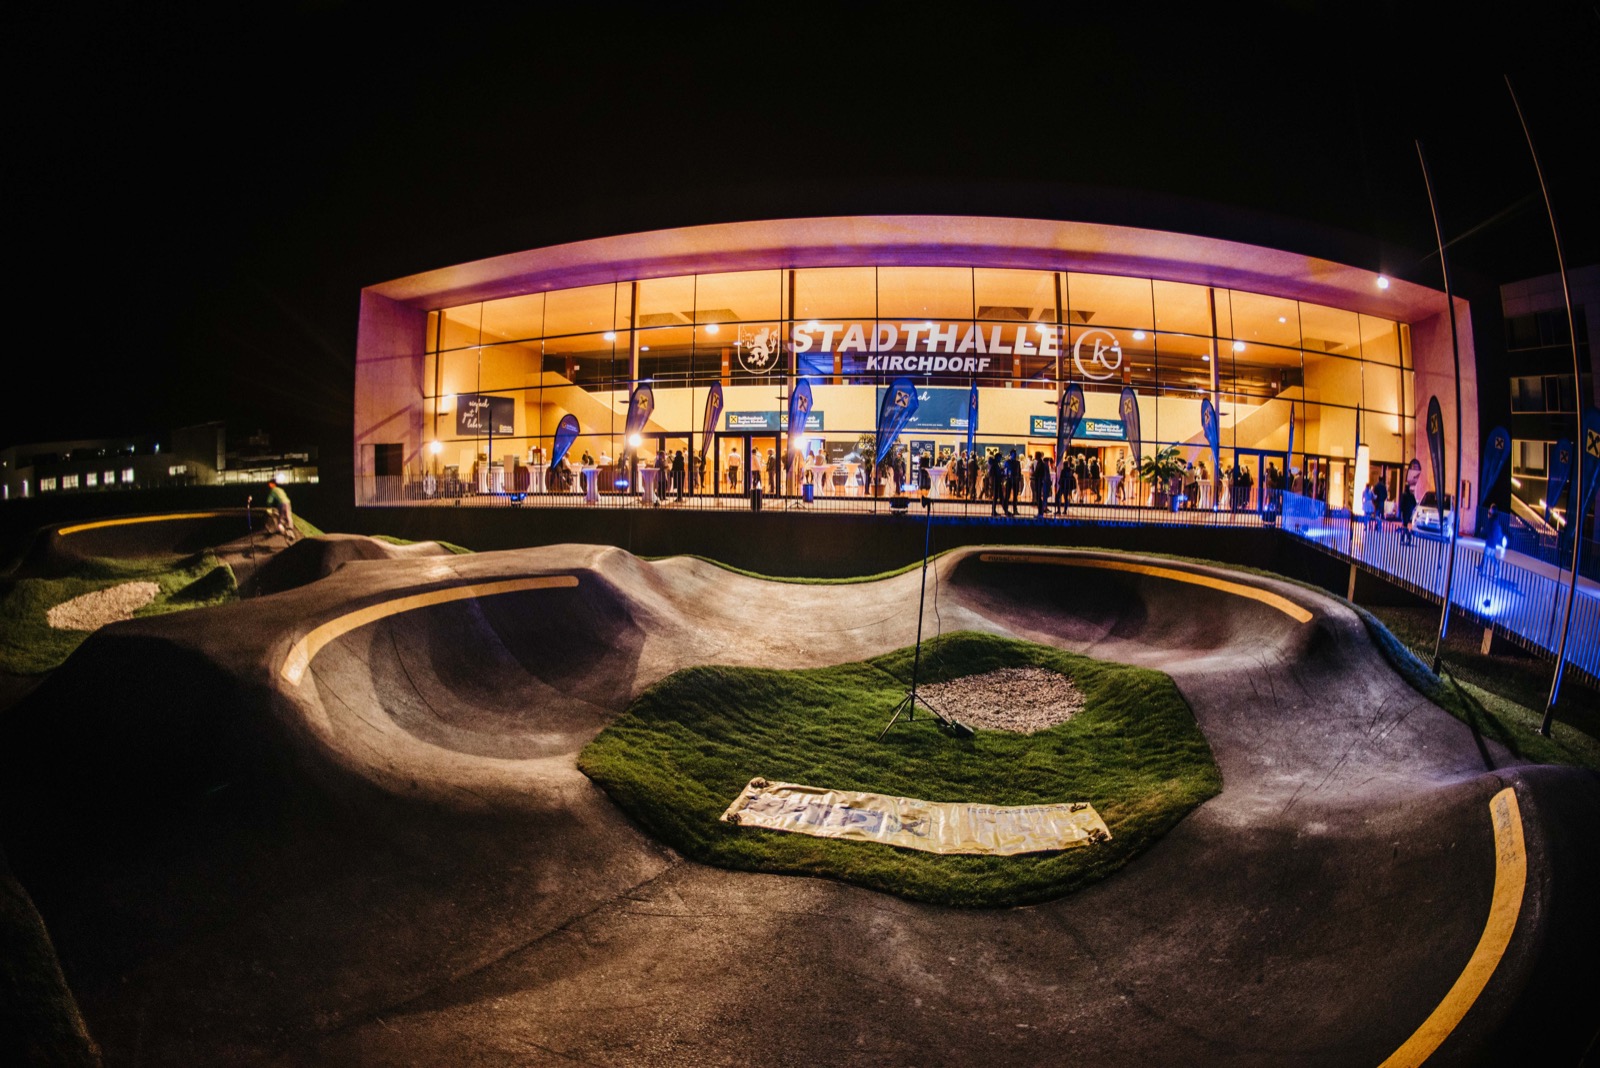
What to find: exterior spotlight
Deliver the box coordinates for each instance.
[706,323,720,335]
[429,440,443,455]
[1376,276,1390,290]
[627,433,643,448]
[603,331,616,341]
[1132,330,1146,341]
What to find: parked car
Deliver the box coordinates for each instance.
[1413,493,1453,536]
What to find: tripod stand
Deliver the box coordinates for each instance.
[878,489,974,741]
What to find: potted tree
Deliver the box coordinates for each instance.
[1138,446,1186,510]
[854,433,881,496]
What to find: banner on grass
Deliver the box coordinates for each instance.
[786,378,814,463]
[966,380,979,456]
[875,377,919,466]
[549,414,580,469]
[1055,384,1086,467]
[1120,387,1141,481]
[624,382,655,444]
[1426,396,1447,503]
[1480,426,1511,501]
[1201,398,1220,489]
[1545,438,1574,526]
[721,778,1111,856]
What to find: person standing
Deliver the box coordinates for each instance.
[671,449,686,499]
[1003,449,1022,516]
[1361,483,1376,528]
[727,446,741,492]
[1030,452,1051,517]
[766,448,778,494]
[265,479,297,544]
[1056,455,1076,515]
[1399,483,1417,545]
[1373,477,1389,528]
[988,450,1004,516]
[1478,502,1508,579]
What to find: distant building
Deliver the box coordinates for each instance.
[0,423,317,502]
[1501,265,1598,530]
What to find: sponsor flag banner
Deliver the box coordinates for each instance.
[1201,398,1220,496]
[1545,437,1573,527]
[1580,407,1600,518]
[875,377,919,466]
[1425,396,1447,503]
[1480,426,1512,504]
[721,778,1111,856]
[1286,402,1296,483]
[624,382,655,443]
[1055,384,1086,464]
[786,378,814,463]
[966,379,979,455]
[1120,387,1141,489]
[549,414,580,469]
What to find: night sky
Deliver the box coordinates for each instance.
[7,4,1598,460]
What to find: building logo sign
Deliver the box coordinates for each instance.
[792,321,1080,375]
[1030,416,1127,440]
[1072,329,1123,381]
[735,326,783,374]
[725,410,825,432]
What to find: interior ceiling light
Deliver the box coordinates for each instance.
[1233,341,1245,352]
[705,323,720,334]
[640,345,651,351]
[1132,330,1147,341]
[603,331,616,341]
[1278,316,1288,324]
[1376,276,1391,290]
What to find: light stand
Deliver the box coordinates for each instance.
[878,490,974,741]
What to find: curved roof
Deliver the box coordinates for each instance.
[369,215,1449,323]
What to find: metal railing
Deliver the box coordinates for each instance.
[1280,491,1600,684]
[356,474,1273,528]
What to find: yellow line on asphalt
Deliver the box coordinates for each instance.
[977,552,1314,624]
[1378,786,1527,1068]
[57,511,247,536]
[279,575,580,686]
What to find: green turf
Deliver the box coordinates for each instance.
[579,631,1221,908]
[0,552,236,675]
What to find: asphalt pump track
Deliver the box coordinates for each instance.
[4,540,1599,1065]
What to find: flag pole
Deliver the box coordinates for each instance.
[1506,78,1588,732]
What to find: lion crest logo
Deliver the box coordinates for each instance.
[737,327,782,374]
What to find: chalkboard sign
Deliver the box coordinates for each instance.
[456,394,515,437]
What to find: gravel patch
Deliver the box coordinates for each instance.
[917,667,1085,734]
[47,582,161,632]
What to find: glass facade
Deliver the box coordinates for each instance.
[414,266,1414,508]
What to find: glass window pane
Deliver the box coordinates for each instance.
[1299,302,1362,356]
[638,325,697,384]
[439,304,481,350]
[543,330,624,389]
[1364,361,1403,416]
[1066,274,1153,331]
[545,283,621,338]
[1152,281,1215,336]
[480,293,544,343]
[793,267,877,319]
[974,269,1056,321]
[1360,314,1401,366]
[637,275,697,328]
[1227,290,1301,349]
[439,348,480,398]
[695,270,782,324]
[480,341,541,393]
[877,267,973,319]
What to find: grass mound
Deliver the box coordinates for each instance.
[579,631,1220,907]
[0,552,236,675]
